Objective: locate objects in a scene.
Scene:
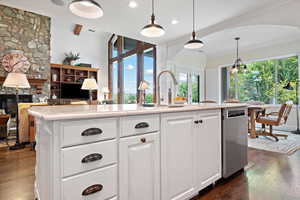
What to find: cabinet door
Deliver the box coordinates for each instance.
[195,110,221,190]
[161,112,197,200]
[119,132,160,200]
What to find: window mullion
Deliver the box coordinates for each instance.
[117,36,124,104]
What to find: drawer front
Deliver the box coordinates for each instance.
[120,114,159,137]
[62,165,117,200]
[61,118,117,147]
[62,140,117,177]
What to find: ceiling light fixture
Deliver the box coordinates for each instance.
[129,1,138,8]
[171,19,179,25]
[69,0,104,19]
[231,37,247,73]
[140,0,165,38]
[184,0,204,49]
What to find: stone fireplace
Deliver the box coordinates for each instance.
[0,4,51,101]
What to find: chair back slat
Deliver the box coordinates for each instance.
[277,103,293,124]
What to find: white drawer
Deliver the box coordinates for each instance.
[61,118,117,147]
[120,114,159,137]
[62,165,117,200]
[62,140,117,177]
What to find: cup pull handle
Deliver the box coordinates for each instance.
[81,128,103,136]
[81,153,103,163]
[135,122,149,129]
[82,184,103,196]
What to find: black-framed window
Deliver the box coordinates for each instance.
[108,35,156,104]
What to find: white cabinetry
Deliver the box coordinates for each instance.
[194,110,222,190]
[161,112,197,200]
[119,132,160,200]
[34,108,225,200]
[161,110,222,200]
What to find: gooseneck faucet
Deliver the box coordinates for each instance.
[156,70,178,106]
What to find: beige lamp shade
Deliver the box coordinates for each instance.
[102,87,110,93]
[138,80,150,90]
[81,78,98,90]
[3,72,30,88]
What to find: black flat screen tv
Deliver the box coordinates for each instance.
[61,83,89,99]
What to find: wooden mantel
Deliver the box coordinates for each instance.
[0,76,47,94]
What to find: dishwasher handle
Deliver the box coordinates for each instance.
[227,110,246,118]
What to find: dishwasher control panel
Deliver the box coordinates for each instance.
[227,110,246,118]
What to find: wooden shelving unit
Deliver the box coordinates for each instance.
[50,64,99,100]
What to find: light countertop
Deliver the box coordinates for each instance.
[28,103,247,121]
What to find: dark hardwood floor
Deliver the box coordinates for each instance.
[0,147,299,200]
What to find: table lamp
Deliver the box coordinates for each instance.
[102,87,110,100]
[138,80,150,105]
[3,72,30,150]
[81,78,98,104]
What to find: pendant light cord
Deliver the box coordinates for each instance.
[151,0,155,23]
[152,0,154,15]
[236,38,239,59]
[193,0,195,32]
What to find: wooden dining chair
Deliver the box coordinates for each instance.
[256,103,293,141]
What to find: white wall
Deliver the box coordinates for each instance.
[205,68,221,103]
[50,18,111,100]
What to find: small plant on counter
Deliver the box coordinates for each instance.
[63,52,80,65]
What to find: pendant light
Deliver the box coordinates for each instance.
[184,0,204,49]
[141,0,165,38]
[69,0,104,19]
[231,37,247,73]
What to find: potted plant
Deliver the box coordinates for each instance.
[63,52,80,65]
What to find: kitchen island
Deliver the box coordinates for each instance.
[29,103,247,200]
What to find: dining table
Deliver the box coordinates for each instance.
[247,104,274,138]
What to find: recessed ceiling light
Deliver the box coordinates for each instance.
[171,19,179,25]
[129,1,138,8]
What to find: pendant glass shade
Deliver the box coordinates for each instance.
[69,0,104,19]
[184,0,204,49]
[184,32,204,49]
[231,37,246,73]
[231,66,238,74]
[141,14,165,38]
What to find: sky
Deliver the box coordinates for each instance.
[112,50,154,96]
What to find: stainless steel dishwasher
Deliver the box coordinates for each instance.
[222,107,248,178]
